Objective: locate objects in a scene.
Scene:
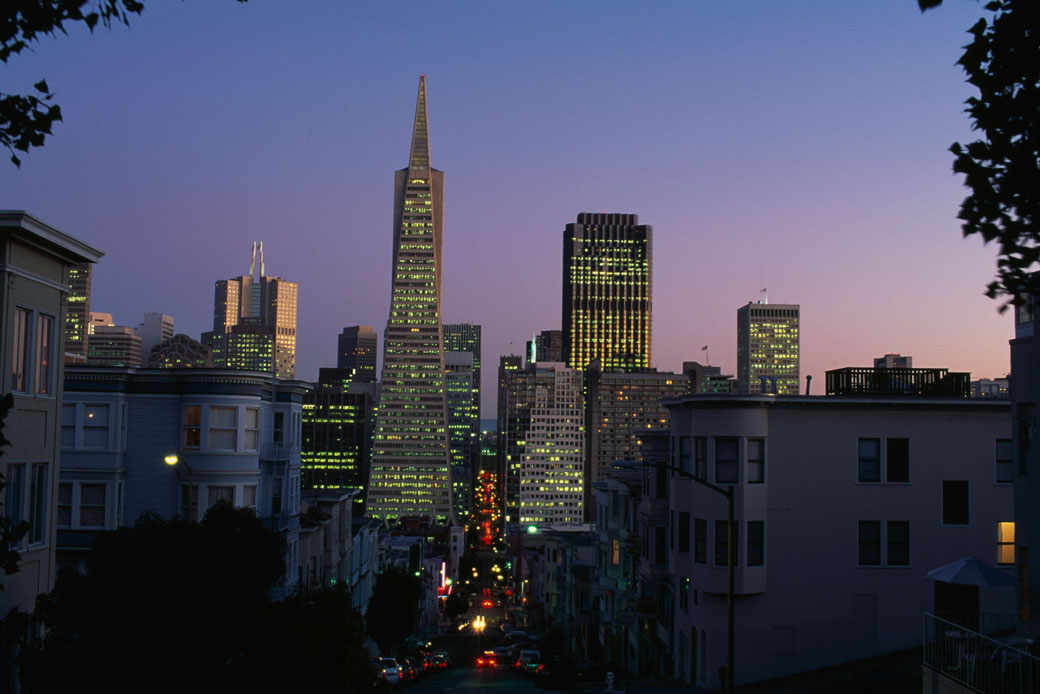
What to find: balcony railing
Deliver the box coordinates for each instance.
[923,613,1038,693]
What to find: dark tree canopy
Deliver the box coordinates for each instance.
[935,0,1040,308]
[366,566,422,653]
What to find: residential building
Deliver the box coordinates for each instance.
[519,364,585,525]
[584,364,688,517]
[299,489,357,590]
[210,242,297,379]
[366,76,453,524]
[337,325,377,382]
[636,430,675,679]
[86,324,142,367]
[301,368,372,515]
[1011,281,1040,641]
[736,301,799,395]
[134,311,174,366]
[146,333,213,368]
[64,263,91,361]
[527,329,564,365]
[59,366,308,597]
[563,213,652,372]
[0,210,102,628]
[667,392,1012,689]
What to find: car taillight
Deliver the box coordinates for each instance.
[537,665,544,673]
[477,658,484,665]
[490,659,496,665]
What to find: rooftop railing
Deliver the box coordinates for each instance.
[924,613,1038,693]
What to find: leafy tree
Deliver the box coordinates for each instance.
[0,394,28,578]
[2,1,245,167]
[19,503,285,692]
[923,0,1040,308]
[365,566,422,654]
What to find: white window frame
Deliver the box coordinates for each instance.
[208,405,238,451]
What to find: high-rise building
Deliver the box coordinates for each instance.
[875,353,913,369]
[518,364,585,525]
[736,301,800,395]
[301,368,372,515]
[445,350,476,520]
[683,361,736,394]
[65,263,91,361]
[584,364,688,517]
[337,326,377,382]
[135,312,174,366]
[563,213,652,372]
[366,76,453,524]
[208,242,297,379]
[526,329,563,365]
[146,334,213,368]
[87,325,142,366]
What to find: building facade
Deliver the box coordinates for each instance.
[59,366,307,596]
[667,394,1012,689]
[736,301,800,395]
[518,364,585,525]
[147,333,213,368]
[563,213,652,372]
[0,211,102,626]
[86,325,142,367]
[209,242,297,379]
[366,76,453,524]
[527,329,564,365]
[337,325,377,382]
[446,350,476,521]
[134,311,174,366]
[64,262,91,361]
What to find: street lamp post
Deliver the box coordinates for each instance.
[643,462,735,694]
[164,454,194,520]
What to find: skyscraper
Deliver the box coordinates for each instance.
[366,76,453,525]
[563,213,652,372]
[736,301,800,395]
[445,350,476,520]
[443,323,481,457]
[207,242,297,379]
[134,311,174,366]
[526,329,563,365]
[337,325,377,382]
[65,263,91,362]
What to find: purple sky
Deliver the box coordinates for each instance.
[1,1,1012,416]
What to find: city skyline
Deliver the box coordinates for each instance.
[0,2,1013,416]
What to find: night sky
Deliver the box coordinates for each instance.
[0,1,1011,416]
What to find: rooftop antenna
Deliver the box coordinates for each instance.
[759,287,768,305]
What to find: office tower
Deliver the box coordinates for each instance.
[301,369,372,515]
[518,364,585,525]
[86,325,142,366]
[445,351,476,520]
[366,76,453,524]
[496,354,523,509]
[584,364,688,517]
[875,353,913,369]
[135,312,175,366]
[337,326,377,382]
[444,323,482,480]
[562,213,652,372]
[89,312,113,332]
[526,329,563,365]
[210,242,297,379]
[736,301,800,395]
[147,334,213,368]
[65,263,91,361]
[682,361,736,394]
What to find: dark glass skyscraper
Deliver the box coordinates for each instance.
[366,76,453,524]
[562,213,652,372]
[338,325,377,382]
[65,263,91,361]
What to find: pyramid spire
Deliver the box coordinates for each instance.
[408,75,430,170]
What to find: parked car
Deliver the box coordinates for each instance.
[378,657,402,685]
[513,649,541,674]
[432,651,452,669]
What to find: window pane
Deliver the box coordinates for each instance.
[79,483,106,528]
[942,481,969,525]
[695,438,707,479]
[209,429,236,450]
[210,407,236,428]
[998,521,1015,565]
[678,511,690,553]
[716,438,739,484]
[5,464,25,526]
[29,463,48,543]
[679,437,691,474]
[57,482,72,528]
[245,407,259,429]
[887,520,910,566]
[748,438,765,484]
[184,405,201,450]
[996,439,1014,483]
[244,430,258,450]
[35,314,53,395]
[694,518,706,564]
[858,438,880,482]
[85,404,109,426]
[243,485,257,509]
[714,520,738,566]
[858,521,881,566]
[208,486,235,507]
[747,520,764,566]
[886,438,909,483]
[11,308,31,392]
[184,405,201,426]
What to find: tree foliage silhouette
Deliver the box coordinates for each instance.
[366,566,422,653]
[923,0,1040,308]
[2,1,245,167]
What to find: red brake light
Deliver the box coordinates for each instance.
[477,658,484,665]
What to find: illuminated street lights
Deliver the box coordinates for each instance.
[164,454,194,520]
[644,462,735,694]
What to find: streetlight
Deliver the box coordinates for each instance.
[644,462,735,694]
[165,454,194,520]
